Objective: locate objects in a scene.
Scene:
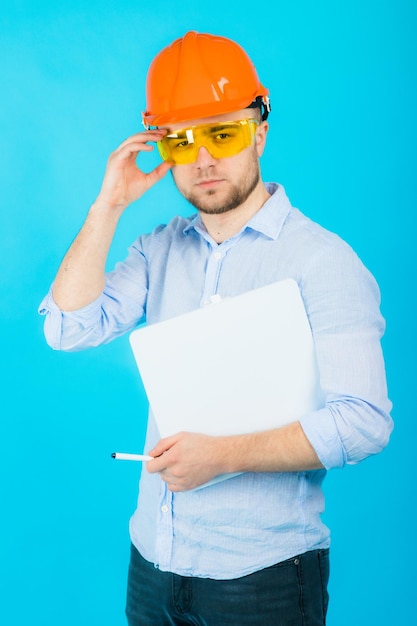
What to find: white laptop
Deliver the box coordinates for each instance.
[129,279,324,441]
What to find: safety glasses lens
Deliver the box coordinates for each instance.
[157,119,258,165]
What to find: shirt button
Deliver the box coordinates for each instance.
[214,252,222,260]
[161,505,169,513]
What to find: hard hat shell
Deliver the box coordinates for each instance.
[142,31,269,127]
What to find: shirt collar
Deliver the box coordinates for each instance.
[246,183,291,240]
[183,182,292,241]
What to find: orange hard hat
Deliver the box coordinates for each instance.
[142,31,270,128]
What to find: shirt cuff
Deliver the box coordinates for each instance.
[299,408,346,470]
[38,288,104,350]
[38,288,103,322]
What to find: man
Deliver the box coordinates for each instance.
[39,31,393,625]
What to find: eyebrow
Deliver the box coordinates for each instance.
[167,122,239,137]
[209,122,244,132]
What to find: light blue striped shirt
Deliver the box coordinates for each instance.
[39,183,393,579]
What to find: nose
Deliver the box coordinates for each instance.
[194,145,217,167]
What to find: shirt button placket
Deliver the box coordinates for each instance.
[201,248,224,305]
[155,487,173,571]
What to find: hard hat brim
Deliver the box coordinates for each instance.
[143,91,269,128]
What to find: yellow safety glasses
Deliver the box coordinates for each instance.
[157,118,259,165]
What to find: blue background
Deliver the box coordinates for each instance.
[1,1,415,623]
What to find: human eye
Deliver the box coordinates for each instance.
[216,132,231,141]
[169,130,194,151]
[174,139,190,149]
[210,125,238,143]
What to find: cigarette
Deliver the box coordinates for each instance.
[111,452,153,462]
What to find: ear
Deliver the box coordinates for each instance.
[255,121,269,157]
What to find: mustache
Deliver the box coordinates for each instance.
[193,173,226,184]
[169,169,225,184]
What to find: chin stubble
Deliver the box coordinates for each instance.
[174,159,261,215]
[193,177,259,215]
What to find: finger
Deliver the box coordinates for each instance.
[110,134,169,166]
[159,470,185,492]
[116,129,167,152]
[168,483,183,493]
[146,456,166,473]
[146,448,172,473]
[111,141,155,162]
[148,433,179,458]
[144,161,172,188]
[146,434,180,474]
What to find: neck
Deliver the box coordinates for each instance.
[200,181,270,243]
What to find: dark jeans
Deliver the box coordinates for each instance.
[126,543,329,625]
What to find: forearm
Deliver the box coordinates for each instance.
[52,201,121,311]
[51,129,171,312]
[221,421,323,474]
[148,422,323,492]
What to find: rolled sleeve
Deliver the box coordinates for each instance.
[38,237,149,351]
[299,239,393,469]
[300,399,393,470]
[38,289,107,351]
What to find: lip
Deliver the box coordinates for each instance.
[195,179,224,189]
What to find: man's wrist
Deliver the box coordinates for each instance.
[89,196,126,222]
[216,434,253,474]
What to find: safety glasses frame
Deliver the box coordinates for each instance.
[157,118,259,165]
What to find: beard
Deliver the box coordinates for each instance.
[173,149,261,215]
